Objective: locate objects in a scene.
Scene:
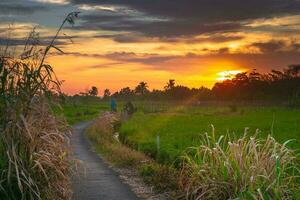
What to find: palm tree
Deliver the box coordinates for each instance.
[135,81,149,95]
[164,79,175,90]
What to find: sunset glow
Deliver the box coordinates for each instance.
[216,70,243,81]
[1,0,300,95]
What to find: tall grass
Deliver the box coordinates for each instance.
[0,12,79,199]
[179,128,300,200]
[86,112,148,167]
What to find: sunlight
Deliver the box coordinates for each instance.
[216,70,242,81]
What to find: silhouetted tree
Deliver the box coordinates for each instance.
[135,81,149,95]
[120,87,132,96]
[95,65,300,105]
[89,86,98,96]
[103,88,111,99]
[212,65,300,103]
[164,79,175,90]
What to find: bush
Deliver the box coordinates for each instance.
[0,12,79,199]
[86,113,148,167]
[139,163,178,191]
[179,130,300,200]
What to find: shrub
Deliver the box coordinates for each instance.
[179,129,300,200]
[0,12,79,199]
[139,163,178,191]
[86,113,148,167]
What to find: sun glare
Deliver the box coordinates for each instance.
[216,70,242,81]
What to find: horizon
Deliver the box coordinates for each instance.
[1,0,300,94]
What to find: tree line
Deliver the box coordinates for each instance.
[75,65,300,105]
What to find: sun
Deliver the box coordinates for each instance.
[216,70,242,81]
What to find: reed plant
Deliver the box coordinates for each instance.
[0,12,79,199]
[179,128,300,200]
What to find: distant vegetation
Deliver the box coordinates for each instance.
[112,66,300,105]
[70,65,300,108]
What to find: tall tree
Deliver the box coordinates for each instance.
[103,89,111,99]
[120,87,132,96]
[135,81,149,95]
[89,86,98,96]
[164,79,175,90]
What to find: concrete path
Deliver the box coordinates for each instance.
[71,122,140,200]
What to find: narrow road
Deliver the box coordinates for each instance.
[71,122,140,200]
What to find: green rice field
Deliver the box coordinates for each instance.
[119,105,300,164]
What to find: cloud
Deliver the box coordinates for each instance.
[251,40,286,53]
[0,35,73,47]
[71,0,300,21]
[96,33,244,44]
[58,51,177,65]
[31,0,69,4]
[249,40,300,53]
[70,0,300,38]
[77,12,242,37]
[0,1,48,15]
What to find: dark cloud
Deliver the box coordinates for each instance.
[97,33,244,44]
[291,42,300,50]
[249,40,300,53]
[0,2,48,15]
[0,35,72,47]
[70,0,300,38]
[72,0,300,22]
[53,47,300,73]
[60,51,177,65]
[105,52,176,65]
[78,12,242,37]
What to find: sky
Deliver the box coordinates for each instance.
[1,0,300,95]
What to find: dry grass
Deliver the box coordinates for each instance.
[86,112,148,167]
[0,100,72,199]
[0,12,79,199]
[179,127,300,200]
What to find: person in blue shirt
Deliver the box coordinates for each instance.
[110,98,117,112]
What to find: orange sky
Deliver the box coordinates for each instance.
[46,24,299,95]
[1,1,300,95]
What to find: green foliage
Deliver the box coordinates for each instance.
[179,133,300,199]
[54,101,109,125]
[86,114,148,167]
[139,163,178,191]
[120,106,300,164]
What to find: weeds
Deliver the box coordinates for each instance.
[86,112,148,167]
[0,12,79,199]
[179,128,300,200]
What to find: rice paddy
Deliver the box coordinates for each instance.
[119,105,300,164]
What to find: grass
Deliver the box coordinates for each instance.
[86,112,148,167]
[180,133,300,199]
[55,101,109,125]
[85,113,179,194]
[0,12,79,199]
[120,106,300,164]
[86,104,300,199]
